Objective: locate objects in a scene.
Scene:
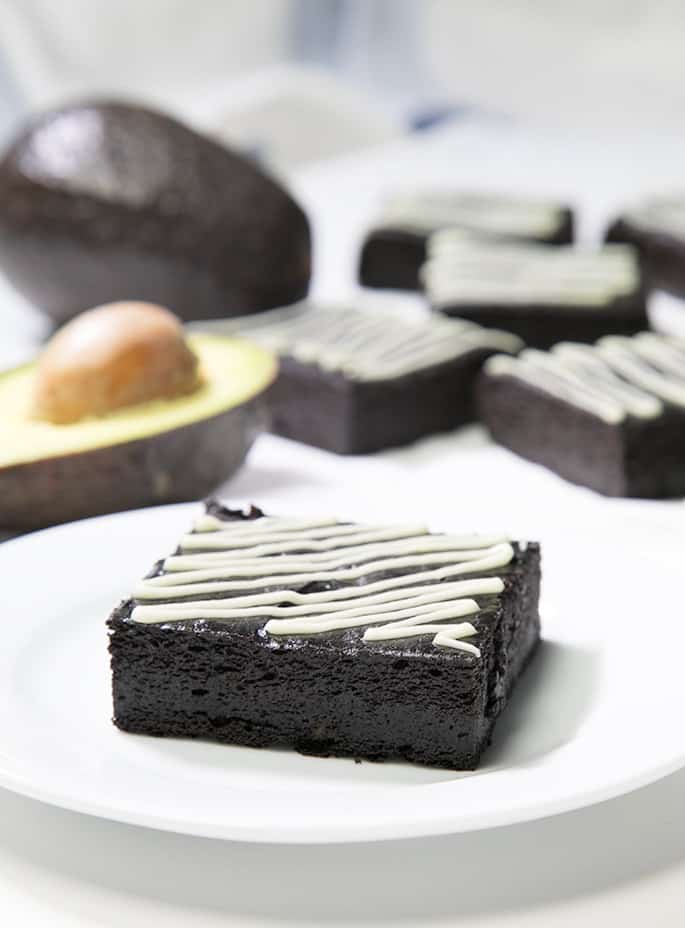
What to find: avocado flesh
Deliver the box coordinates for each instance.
[0,334,275,467]
[0,334,276,530]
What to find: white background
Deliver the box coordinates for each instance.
[1,113,685,925]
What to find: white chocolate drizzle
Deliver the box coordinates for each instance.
[194,303,521,380]
[130,514,517,656]
[423,234,640,308]
[623,197,685,238]
[485,332,685,423]
[373,190,566,238]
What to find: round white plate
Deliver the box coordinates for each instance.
[1,445,684,844]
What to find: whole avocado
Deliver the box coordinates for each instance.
[0,101,311,324]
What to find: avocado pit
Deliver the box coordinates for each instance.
[33,301,202,424]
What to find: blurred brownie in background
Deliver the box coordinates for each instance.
[359,190,574,290]
[479,332,685,497]
[198,302,521,453]
[606,197,685,297]
[423,234,646,349]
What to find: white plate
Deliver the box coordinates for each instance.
[0,444,684,844]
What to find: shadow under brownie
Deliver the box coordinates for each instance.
[108,500,541,770]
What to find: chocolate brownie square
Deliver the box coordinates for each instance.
[108,501,541,770]
[359,190,574,290]
[606,197,685,297]
[424,235,647,349]
[198,303,522,453]
[478,332,685,497]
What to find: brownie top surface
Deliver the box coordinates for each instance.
[622,198,685,240]
[195,302,521,382]
[117,500,537,665]
[423,235,640,309]
[483,332,685,425]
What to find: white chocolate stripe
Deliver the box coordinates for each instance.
[131,577,503,622]
[192,515,340,534]
[173,531,432,561]
[597,337,685,407]
[135,560,507,604]
[552,344,663,417]
[432,632,481,655]
[424,237,639,308]
[630,333,685,377]
[184,520,426,543]
[263,601,479,636]
[137,542,514,589]
[625,200,685,238]
[376,191,564,237]
[321,337,489,378]
[200,303,521,381]
[134,596,481,629]
[487,355,626,423]
[485,333,685,423]
[364,622,480,656]
[134,544,514,601]
[131,514,517,656]
[178,523,434,553]
[176,533,507,563]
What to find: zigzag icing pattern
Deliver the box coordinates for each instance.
[201,303,521,381]
[624,197,685,238]
[374,190,565,237]
[485,333,685,423]
[423,235,640,307]
[131,515,516,656]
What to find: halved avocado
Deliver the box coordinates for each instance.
[0,334,276,530]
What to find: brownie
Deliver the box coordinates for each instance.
[196,303,522,453]
[478,332,685,497]
[359,191,574,290]
[424,235,647,349]
[108,500,541,770]
[606,197,685,297]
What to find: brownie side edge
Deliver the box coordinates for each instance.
[358,228,426,290]
[108,611,488,770]
[266,357,354,453]
[107,545,540,770]
[267,349,499,455]
[478,370,628,496]
[434,292,647,350]
[606,217,685,298]
[349,347,499,453]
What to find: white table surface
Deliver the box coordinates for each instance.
[1,119,685,926]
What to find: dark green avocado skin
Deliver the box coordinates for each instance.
[0,101,311,324]
[0,395,268,531]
